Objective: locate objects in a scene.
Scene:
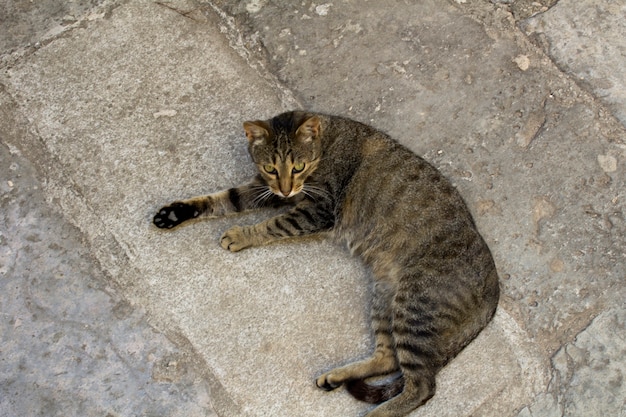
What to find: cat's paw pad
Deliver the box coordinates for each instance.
[153,202,199,229]
[220,226,251,252]
[315,373,343,391]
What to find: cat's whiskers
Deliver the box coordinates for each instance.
[239,185,269,195]
[235,184,274,209]
[302,183,332,203]
[250,188,274,209]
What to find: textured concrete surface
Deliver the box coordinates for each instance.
[0,0,625,416]
[523,0,626,126]
[0,143,215,417]
[0,0,110,53]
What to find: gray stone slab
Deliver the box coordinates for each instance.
[523,0,626,127]
[0,0,121,70]
[492,0,559,20]
[1,1,290,416]
[0,1,548,416]
[0,141,215,416]
[0,0,111,52]
[517,304,626,417]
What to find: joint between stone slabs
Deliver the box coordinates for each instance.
[197,1,303,111]
[154,1,208,23]
[458,0,626,136]
[0,0,125,70]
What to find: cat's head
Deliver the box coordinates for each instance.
[243,113,322,198]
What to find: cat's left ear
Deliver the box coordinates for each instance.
[243,121,270,145]
[296,116,321,143]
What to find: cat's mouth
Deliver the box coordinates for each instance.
[268,181,305,199]
[272,187,302,199]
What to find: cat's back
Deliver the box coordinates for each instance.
[321,114,499,359]
[328,115,474,253]
[326,115,497,286]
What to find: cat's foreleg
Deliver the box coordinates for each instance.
[153,177,276,229]
[220,201,334,252]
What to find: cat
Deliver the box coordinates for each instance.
[153,111,500,417]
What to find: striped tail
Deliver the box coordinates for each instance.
[345,375,405,404]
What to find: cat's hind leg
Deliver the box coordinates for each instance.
[315,348,399,391]
[360,286,441,416]
[315,282,399,391]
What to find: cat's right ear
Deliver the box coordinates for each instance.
[243,121,269,146]
[296,116,321,143]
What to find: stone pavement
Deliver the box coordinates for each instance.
[0,1,624,416]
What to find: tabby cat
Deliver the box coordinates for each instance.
[153,111,500,417]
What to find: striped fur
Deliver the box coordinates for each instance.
[153,111,500,417]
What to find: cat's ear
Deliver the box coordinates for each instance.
[243,121,269,145]
[295,116,321,143]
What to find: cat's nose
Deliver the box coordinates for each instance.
[277,188,298,198]
[279,186,291,197]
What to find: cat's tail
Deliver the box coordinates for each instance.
[345,375,404,404]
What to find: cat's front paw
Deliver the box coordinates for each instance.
[153,202,199,229]
[220,226,252,252]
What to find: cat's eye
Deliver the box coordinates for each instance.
[293,162,305,173]
[263,164,277,174]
